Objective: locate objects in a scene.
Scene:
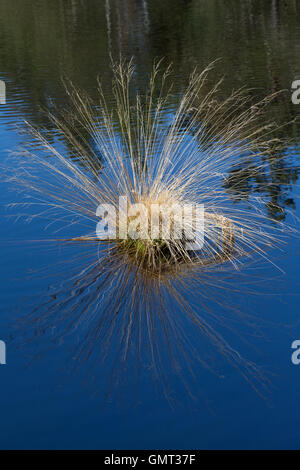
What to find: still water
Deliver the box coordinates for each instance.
[0,0,300,449]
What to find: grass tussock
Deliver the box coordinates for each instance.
[4,59,296,397]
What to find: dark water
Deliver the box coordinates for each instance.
[0,0,300,449]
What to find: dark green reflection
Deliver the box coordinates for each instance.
[0,0,299,218]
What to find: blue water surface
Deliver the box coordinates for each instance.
[0,0,300,450]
